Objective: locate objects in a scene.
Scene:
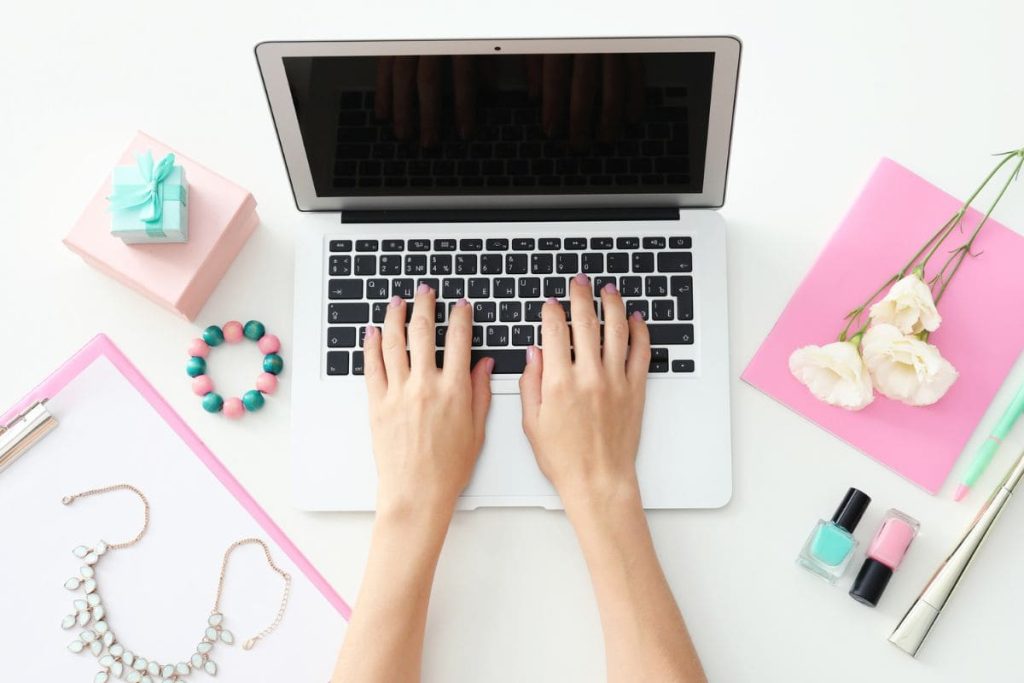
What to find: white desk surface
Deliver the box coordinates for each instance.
[3,1,1023,680]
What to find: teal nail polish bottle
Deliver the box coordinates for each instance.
[797,488,871,584]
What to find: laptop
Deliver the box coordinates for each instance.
[255,37,739,511]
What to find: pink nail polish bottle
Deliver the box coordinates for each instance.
[849,509,920,607]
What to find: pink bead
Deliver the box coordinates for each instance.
[223,397,245,419]
[191,375,214,396]
[256,372,278,395]
[223,320,244,343]
[258,334,281,354]
[188,339,210,358]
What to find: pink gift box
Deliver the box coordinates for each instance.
[64,131,259,321]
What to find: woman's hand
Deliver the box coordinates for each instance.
[519,274,650,511]
[363,284,494,516]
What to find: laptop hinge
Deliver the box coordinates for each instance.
[340,207,679,224]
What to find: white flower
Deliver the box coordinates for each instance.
[789,341,875,410]
[868,274,942,335]
[861,324,958,406]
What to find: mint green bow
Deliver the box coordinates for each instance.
[107,151,184,236]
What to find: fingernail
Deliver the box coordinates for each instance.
[574,272,589,285]
[417,283,432,294]
[456,297,469,307]
[388,295,403,308]
[485,357,495,374]
[602,282,618,294]
[365,325,378,339]
[631,311,645,320]
[526,346,537,363]
[546,297,558,304]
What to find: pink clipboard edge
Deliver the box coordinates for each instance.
[0,333,352,621]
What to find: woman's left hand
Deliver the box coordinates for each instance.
[362,284,494,516]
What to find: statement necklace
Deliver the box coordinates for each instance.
[61,484,291,683]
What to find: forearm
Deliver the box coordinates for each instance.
[566,482,706,683]
[332,501,453,683]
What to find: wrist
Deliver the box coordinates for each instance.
[561,474,643,526]
[376,489,455,534]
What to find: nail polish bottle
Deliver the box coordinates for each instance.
[797,487,871,583]
[849,509,920,606]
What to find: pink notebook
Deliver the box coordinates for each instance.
[742,158,1024,493]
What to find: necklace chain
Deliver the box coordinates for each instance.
[62,483,150,550]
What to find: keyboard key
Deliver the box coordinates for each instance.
[512,238,535,250]
[408,239,431,251]
[581,253,604,273]
[329,255,352,276]
[590,237,613,250]
[480,254,503,274]
[493,278,516,298]
[506,253,528,274]
[607,253,629,273]
[355,240,379,252]
[651,348,668,362]
[486,238,509,251]
[669,236,692,249]
[329,239,353,252]
[355,255,376,276]
[531,253,554,274]
[430,254,453,275]
[671,276,693,320]
[543,277,567,298]
[392,278,415,299]
[556,253,578,274]
[652,299,674,320]
[379,254,402,275]
[328,327,357,347]
[358,326,369,346]
[417,278,440,293]
[434,238,457,251]
[539,238,561,250]
[442,278,465,299]
[474,301,497,323]
[371,302,388,323]
[487,325,510,346]
[657,251,692,272]
[352,351,365,375]
[455,254,478,275]
[643,237,666,249]
[328,303,369,324]
[382,239,404,252]
[499,301,522,322]
[649,360,669,373]
[616,237,640,249]
[594,276,616,295]
[565,237,587,250]
[525,301,544,321]
[518,277,541,298]
[648,324,694,345]
[468,278,490,298]
[472,325,484,346]
[326,351,350,375]
[434,302,446,323]
[632,252,655,273]
[626,300,649,319]
[620,277,643,297]
[435,325,448,347]
[364,279,389,299]
[512,325,535,346]
[460,239,483,251]
[405,254,427,275]
[672,359,695,373]
[474,349,526,374]
[645,276,668,297]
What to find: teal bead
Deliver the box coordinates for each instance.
[242,390,265,412]
[202,325,225,347]
[186,356,207,377]
[243,320,266,341]
[202,392,224,413]
[263,353,284,375]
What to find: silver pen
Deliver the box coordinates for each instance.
[889,447,1024,656]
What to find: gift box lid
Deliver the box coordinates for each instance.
[64,131,258,321]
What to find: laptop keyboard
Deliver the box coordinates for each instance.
[324,236,695,377]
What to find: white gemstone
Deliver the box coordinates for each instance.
[95,621,108,634]
[219,629,234,645]
[80,630,96,642]
[147,661,159,675]
[208,613,223,627]
[161,664,174,677]
[65,577,82,590]
[109,643,124,657]
[68,640,85,653]
[81,565,95,578]
[88,593,101,607]
[62,614,77,629]
[175,662,190,675]
[94,605,106,621]
[122,651,134,666]
[204,660,217,676]
[103,631,114,647]
[74,599,88,611]
[134,657,147,670]
[99,654,115,667]
[111,661,124,677]
[95,673,109,683]
[205,626,218,640]
[162,680,175,683]
[74,545,90,558]
[90,640,103,656]
[126,672,141,683]
[84,552,100,565]
[196,641,212,654]
[77,611,91,626]
[84,578,98,593]
[191,653,203,667]
[142,677,153,683]
[96,541,109,555]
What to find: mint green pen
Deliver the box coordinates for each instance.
[954,380,1024,501]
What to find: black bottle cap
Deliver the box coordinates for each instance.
[849,558,893,607]
[830,487,871,533]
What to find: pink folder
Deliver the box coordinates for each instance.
[0,333,352,619]
[742,158,1024,493]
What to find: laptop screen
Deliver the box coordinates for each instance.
[282,52,715,199]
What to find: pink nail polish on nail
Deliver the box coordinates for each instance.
[631,311,645,320]
[546,297,558,304]
[417,283,432,294]
[526,346,535,363]
[456,297,469,307]
[389,295,403,308]
[603,282,618,294]
[365,325,378,339]
[574,272,589,285]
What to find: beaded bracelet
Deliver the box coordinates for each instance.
[186,320,284,418]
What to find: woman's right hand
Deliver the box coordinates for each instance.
[518,274,651,511]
